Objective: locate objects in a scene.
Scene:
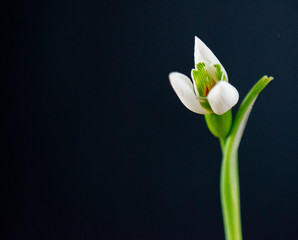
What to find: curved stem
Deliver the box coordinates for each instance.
[220,138,242,240]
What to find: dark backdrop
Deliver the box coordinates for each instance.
[4,0,298,239]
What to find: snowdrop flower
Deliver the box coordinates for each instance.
[169,36,239,115]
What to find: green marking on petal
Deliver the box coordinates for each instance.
[192,63,216,97]
[192,63,209,96]
[214,64,226,81]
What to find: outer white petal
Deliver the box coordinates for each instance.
[169,72,210,114]
[194,36,229,81]
[194,36,220,65]
[207,81,239,115]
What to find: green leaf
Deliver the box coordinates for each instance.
[225,75,273,152]
[219,75,273,240]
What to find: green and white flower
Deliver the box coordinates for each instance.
[168,35,273,240]
[169,36,239,115]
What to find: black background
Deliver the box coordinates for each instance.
[4,0,298,239]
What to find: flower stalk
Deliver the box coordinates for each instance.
[220,142,242,240]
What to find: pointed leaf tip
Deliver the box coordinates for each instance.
[225,75,273,152]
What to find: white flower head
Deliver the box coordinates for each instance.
[169,36,239,115]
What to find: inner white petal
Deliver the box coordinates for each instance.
[190,70,199,97]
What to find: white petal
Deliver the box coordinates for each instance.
[194,36,229,81]
[207,81,239,115]
[194,36,220,65]
[169,72,210,114]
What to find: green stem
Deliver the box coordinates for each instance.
[219,137,226,153]
[220,138,242,240]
